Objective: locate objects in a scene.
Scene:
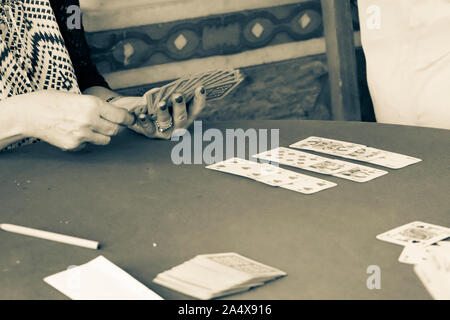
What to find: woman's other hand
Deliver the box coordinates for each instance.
[21,90,135,151]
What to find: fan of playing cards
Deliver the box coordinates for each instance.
[153,253,286,300]
[132,69,244,116]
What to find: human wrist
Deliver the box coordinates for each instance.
[0,97,29,141]
[84,86,122,102]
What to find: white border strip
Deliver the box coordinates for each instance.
[106,32,361,90]
[82,0,310,32]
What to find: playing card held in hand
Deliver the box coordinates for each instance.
[134,69,244,116]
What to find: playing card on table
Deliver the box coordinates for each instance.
[205,158,263,180]
[305,158,355,175]
[153,253,286,300]
[376,222,450,247]
[253,147,325,168]
[399,241,450,265]
[331,165,388,183]
[207,157,338,193]
[365,150,422,169]
[290,136,366,156]
[191,253,286,283]
[207,158,298,186]
[44,256,163,300]
[153,273,263,300]
[253,147,388,183]
[162,261,254,292]
[414,249,450,300]
[251,167,310,187]
[279,176,337,194]
[341,147,385,161]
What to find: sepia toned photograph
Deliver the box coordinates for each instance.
[0,0,449,307]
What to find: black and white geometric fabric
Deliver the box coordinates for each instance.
[0,0,80,151]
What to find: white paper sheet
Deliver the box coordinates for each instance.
[44,256,163,300]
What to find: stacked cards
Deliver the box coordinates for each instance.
[376,222,450,299]
[206,157,337,194]
[153,253,286,300]
[132,69,244,115]
[290,137,422,169]
[253,147,388,183]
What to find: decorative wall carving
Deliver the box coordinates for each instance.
[86,2,324,74]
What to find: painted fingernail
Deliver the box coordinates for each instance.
[175,95,183,104]
[200,87,205,95]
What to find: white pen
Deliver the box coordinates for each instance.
[0,223,100,250]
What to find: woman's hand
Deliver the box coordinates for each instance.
[21,90,135,151]
[111,86,207,140]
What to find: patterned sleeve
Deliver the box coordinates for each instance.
[50,0,111,92]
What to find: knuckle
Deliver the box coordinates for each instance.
[108,125,121,136]
[63,140,81,151]
[81,109,98,123]
[175,112,188,122]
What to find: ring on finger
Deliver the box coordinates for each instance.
[155,118,173,133]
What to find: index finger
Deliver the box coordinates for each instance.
[99,103,135,126]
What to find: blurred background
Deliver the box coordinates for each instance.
[80,0,375,122]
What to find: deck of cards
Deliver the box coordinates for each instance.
[153,253,286,300]
[132,69,244,116]
[290,136,422,169]
[377,221,450,299]
[206,157,337,194]
[253,147,388,183]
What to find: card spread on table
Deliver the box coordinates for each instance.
[133,69,244,116]
[252,147,388,183]
[44,256,163,300]
[153,252,286,300]
[376,222,450,248]
[206,157,337,194]
[289,137,422,169]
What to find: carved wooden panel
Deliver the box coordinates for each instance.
[86,2,324,74]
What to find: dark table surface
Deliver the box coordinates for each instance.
[1,120,449,300]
